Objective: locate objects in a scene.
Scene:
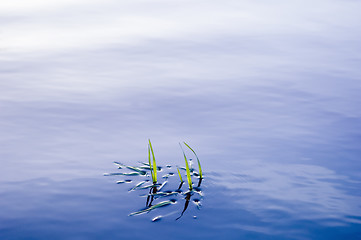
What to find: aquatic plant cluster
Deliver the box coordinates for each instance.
[104,140,204,221]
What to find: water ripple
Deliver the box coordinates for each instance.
[208,160,361,225]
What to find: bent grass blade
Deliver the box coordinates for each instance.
[149,139,157,184]
[179,143,193,191]
[183,142,203,179]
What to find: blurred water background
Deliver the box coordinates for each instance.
[1,0,361,239]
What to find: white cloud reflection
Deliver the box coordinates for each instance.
[1,0,361,53]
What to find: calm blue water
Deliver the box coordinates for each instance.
[1,1,361,239]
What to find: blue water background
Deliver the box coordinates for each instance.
[1,1,361,239]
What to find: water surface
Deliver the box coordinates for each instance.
[1,0,361,239]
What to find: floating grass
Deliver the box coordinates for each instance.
[125,166,146,175]
[158,181,168,192]
[113,162,123,169]
[183,142,203,179]
[107,140,204,220]
[129,180,148,191]
[104,172,141,176]
[148,191,178,197]
[179,143,193,191]
[139,165,161,171]
[139,183,161,189]
[117,180,132,184]
[148,139,158,184]
[129,200,175,216]
[139,162,161,170]
[152,216,162,222]
[113,162,146,175]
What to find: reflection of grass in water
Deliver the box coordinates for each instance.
[176,192,192,220]
[105,140,204,221]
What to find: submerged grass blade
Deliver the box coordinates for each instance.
[139,183,161,189]
[139,165,151,170]
[183,142,202,179]
[179,143,193,191]
[149,139,157,184]
[113,162,146,175]
[158,181,167,192]
[129,180,148,191]
[149,191,178,197]
[152,216,162,222]
[177,167,183,182]
[129,200,174,216]
[139,162,161,170]
[125,166,146,175]
[139,165,162,171]
[104,172,140,176]
[113,162,123,169]
[139,161,150,166]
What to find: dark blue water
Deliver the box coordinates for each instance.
[1,1,361,239]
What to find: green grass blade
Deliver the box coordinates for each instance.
[183,142,203,179]
[149,139,157,183]
[179,143,193,190]
[177,167,183,182]
[148,144,154,182]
